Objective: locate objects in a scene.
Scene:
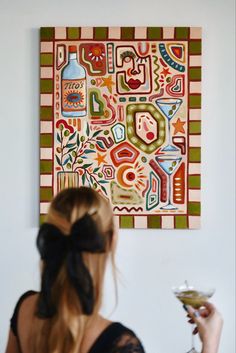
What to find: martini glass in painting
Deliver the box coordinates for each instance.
[156,155,182,210]
[155,98,183,152]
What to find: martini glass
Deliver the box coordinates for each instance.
[155,98,183,152]
[172,281,215,353]
[156,155,182,210]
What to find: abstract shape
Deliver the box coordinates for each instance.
[90,94,116,126]
[102,165,115,180]
[149,89,165,102]
[126,103,166,153]
[56,119,74,133]
[68,118,81,131]
[166,43,186,64]
[107,43,115,73]
[110,141,139,167]
[172,136,186,154]
[159,43,185,72]
[113,206,143,212]
[111,123,126,143]
[153,55,160,92]
[117,164,136,188]
[146,172,160,210]
[97,136,114,149]
[118,105,124,122]
[80,43,106,75]
[166,74,185,97]
[173,162,185,204]
[116,161,147,190]
[149,159,167,203]
[135,111,158,144]
[137,42,150,56]
[110,181,142,204]
[89,89,105,116]
[56,45,66,70]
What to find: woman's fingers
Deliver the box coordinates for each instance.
[185,305,204,325]
[199,308,209,317]
[201,301,216,315]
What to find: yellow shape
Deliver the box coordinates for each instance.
[94,152,107,166]
[172,118,186,134]
[101,75,115,94]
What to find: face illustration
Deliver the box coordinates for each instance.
[116,45,152,95]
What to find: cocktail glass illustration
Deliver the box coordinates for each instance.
[172,281,215,353]
[156,155,182,210]
[155,98,183,152]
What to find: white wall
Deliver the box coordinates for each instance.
[0,0,235,352]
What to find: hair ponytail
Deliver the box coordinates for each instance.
[30,187,114,353]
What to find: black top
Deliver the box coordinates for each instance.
[10,291,145,353]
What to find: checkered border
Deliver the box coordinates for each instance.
[40,27,201,229]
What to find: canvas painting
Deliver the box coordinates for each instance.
[40,27,201,229]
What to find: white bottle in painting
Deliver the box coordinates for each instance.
[61,45,86,117]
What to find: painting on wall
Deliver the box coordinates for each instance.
[40,27,201,229]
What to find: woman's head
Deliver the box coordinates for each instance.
[33,187,115,353]
[47,186,114,241]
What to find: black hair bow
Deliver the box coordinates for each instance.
[36,214,105,318]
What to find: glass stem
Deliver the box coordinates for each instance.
[191,332,195,349]
[168,174,171,205]
[168,119,171,145]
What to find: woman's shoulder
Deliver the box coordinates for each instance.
[110,322,145,352]
[89,322,145,353]
[10,290,38,336]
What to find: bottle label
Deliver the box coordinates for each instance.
[62,79,86,112]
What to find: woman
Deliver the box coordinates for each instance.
[5,187,223,353]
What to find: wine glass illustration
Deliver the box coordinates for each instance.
[172,281,215,353]
[156,155,182,210]
[155,98,183,152]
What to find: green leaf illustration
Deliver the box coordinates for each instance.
[82,163,93,169]
[100,185,107,195]
[93,167,100,173]
[68,131,76,141]
[66,143,76,148]
[84,149,95,154]
[99,180,109,184]
[63,156,70,166]
[92,130,102,138]
[82,173,86,185]
[67,146,77,154]
[96,141,105,149]
[56,155,62,166]
[86,122,90,136]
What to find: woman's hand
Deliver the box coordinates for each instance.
[185,302,223,353]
